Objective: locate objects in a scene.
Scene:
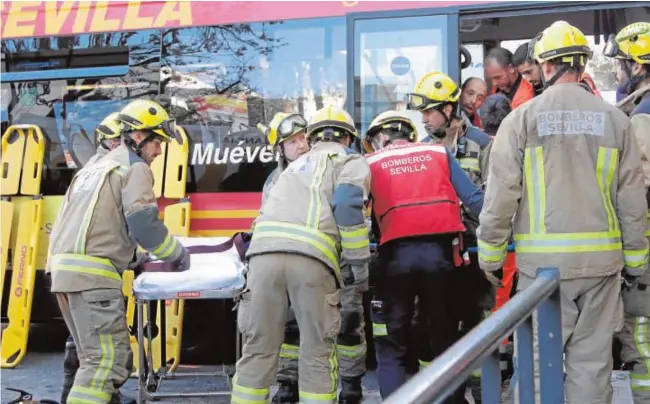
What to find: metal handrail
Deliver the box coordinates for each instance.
[383,266,564,404]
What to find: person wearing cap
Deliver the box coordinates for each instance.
[604,21,650,402]
[477,21,648,403]
[47,99,191,404]
[363,107,484,400]
[233,106,371,404]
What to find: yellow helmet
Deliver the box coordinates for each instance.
[116,100,181,144]
[405,72,460,111]
[307,105,357,142]
[531,21,592,66]
[95,112,122,142]
[261,112,308,151]
[604,22,650,65]
[363,110,418,153]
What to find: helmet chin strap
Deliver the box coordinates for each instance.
[622,60,650,94]
[124,131,157,158]
[425,106,451,139]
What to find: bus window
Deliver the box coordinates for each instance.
[459,6,650,106]
[1,30,161,194]
[161,17,347,193]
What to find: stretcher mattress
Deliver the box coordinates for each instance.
[132,237,247,301]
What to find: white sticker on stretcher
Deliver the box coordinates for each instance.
[132,237,247,296]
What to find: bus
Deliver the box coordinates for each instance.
[1,0,647,367]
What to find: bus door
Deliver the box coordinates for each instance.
[347,12,460,141]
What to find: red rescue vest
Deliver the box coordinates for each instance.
[367,143,466,245]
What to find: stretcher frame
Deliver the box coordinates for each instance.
[134,287,243,403]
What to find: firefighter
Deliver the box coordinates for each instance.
[233,106,371,404]
[60,112,134,404]
[410,72,493,377]
[47,99,191,404]
[477,20,648,404]
[604,21,650,403]
[258,112,310,204]
[365,107,484,401]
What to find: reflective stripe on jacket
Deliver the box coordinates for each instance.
[247,141,371,285]
[478,82,649,279]
[48,145,183,292]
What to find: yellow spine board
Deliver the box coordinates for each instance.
[1,198,44,368]
[150,142,166,199]
[1,127,27,196]
[163,126,189,199]
[1,200,14,306]
[19,127,45,196]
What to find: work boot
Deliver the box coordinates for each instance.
[338,376,363,404]
[272,381,299,403]
[109,391,137,404]
[61,340,79,403]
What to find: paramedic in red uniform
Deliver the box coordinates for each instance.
[484,47,536,109]
[366,107,484,401]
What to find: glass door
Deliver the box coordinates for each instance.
[349,13,457,140]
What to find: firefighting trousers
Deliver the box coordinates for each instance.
[55,289,132,404]
[512,272,623,404]
[618,283,650,403]
[370,238,467,402]
[415,253,493,370]
[276,282,366,383]
[232,253,341,404]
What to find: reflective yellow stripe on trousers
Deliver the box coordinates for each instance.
[514,146,622,253]
[231,375,270,404]
[280,343,299,359]
[632,317,650,391]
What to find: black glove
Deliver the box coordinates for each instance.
[621,269,640,291]
[484,268,504,288]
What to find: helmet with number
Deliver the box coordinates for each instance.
[530,21,592,67]
[405,72,461,112]
[260,112,308,151]
[604,22,650,65]
[95,112,122,142]
[116,100,181,144]
[363,110,418,153]
[307,105,358,143]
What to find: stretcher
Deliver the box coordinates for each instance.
[131,234,248,403]
[0,125,46,369]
